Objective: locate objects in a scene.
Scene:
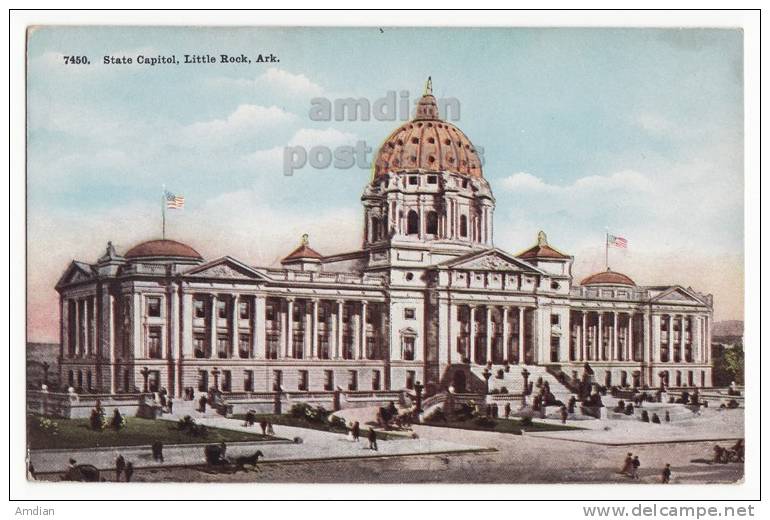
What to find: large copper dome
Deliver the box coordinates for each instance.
[373,80,483,179]
[581,269,636,287]
[125,239,202,260]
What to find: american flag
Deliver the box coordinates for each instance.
[165,191,185,209]
[607,234,628,248]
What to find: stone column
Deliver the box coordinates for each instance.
[60,297,69,359]
[352,303,360,360]
[254,295,266,359]
[693,315,701,363]
[360,301,368,359]
[581,311,588,361]
[651,314,661,363]
[469,305,477,363]
[612,311,619,361]
[286,298,294,359]
[108,294,116,393]
[83,298,90,356]
[627,313,634,362]
[304,300,313,359]
[680,315,686,363]
[181,292,193,359]
[597,312,604,361]
[336,300,344,359]
[209,294,218,359]
[73,298,80,356]
[132,293,142,360]
[485,306,493,363]
[518,307,525,364]
[231,295,239,358]
[311,299,319,358]
[502,307,510,363]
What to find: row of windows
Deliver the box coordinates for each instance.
[198,369,384,393]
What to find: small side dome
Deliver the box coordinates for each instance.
[125,239,202,260]
[282,234,323,263]
[581,269,636,287]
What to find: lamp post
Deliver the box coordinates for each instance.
[521,368,530,396]
[414,380,424,413]
[482,368,491,395]
[212,367,220,391]
[140,366,149,393]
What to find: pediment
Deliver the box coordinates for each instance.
[184,256,265,280]
[651,286,706,305]
[441,248,544,274]
[56,261,94,288]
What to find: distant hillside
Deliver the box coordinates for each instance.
[712,320,743,338]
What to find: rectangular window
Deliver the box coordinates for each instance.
[244,370,254,392]
[217,335,229,358]
[372,370,381,391]
[239,300,250,320]
[239,334,251,358]
[406,370,416,390]
[194,299,205,319]
[342,305,350,323]
[550,314,560,326]
[193,333,206,358]
[266,304,275,322]
[293,304,301,322]
[148,327,162,359]
[318,304,327,322]
[146,297,161,317]
[408,176,418,185]
[404,308,416,320]
[550,336,560,363]
[197,370,208,392]
[403,336,415,360]
[221,370,232,392]
[272,370,282,391]
[348,370,358,391]
[427,175,437,184]
[298,370,309,391]
[217,300,227,319]
[324,370,334,391]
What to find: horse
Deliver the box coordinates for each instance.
[233,450,264,471]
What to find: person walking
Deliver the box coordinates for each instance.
[560,405,568,424]
[151,441,164,463]
[352,421,361,442]
[125,461,134,482]
[368,427,378,451]
[167,396,173,414]
[115,454,126,482]
[620,453,633,476]
[260,418,268,435]
[661,463,672,483]
[266,421,275,436]
[631,455,640,480]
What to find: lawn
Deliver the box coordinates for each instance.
[27,415,276,450]
[232,414,402,441]
[424,417,583,435]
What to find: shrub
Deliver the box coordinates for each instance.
[290,403,313,419]
[176,415,209,437]
[727,399,739,409]
[500,387,508,394]
[328,414,347,431]
[37,416,59,436]
[425,408,447,423]
[519,416,533,427]
[473,415,496,428]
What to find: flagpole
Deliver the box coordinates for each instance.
[605,229,609,270]
[162,184,166,240]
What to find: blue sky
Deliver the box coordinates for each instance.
[27,27,744,339]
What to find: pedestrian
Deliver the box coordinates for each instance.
[504,402,511,419]
[266,421,275,436]
[560,405,568,424]
[661,463,672,484]
[151,441,164,463]
[65,458,78,481]
[125,462,134,482]
[219,442,227,462]
[115,454,125,482]
[352,421,360,442]
[167,396,173,414]
[368,427,378,451]
[631,455,640,480]
[665,410,671,423]
[198,394,207,413]
[260,418,268,435]
[620,453,633,476]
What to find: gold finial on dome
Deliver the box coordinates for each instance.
[301,233,309,246]
[424,76,433,95]
[537,230,548,247]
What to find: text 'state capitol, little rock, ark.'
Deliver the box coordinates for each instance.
[54,84,715,412]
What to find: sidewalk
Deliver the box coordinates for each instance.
[29,415,487,476]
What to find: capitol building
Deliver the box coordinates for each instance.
[54,84,715,403]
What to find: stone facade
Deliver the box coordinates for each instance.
[55,84,714,398]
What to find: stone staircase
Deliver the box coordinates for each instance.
[470,364,574,402]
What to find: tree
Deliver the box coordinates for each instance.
[712,341,744,386]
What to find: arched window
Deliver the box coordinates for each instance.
[370,216,379,241]
[381,216,389,238]
[407,210,419,235]
[426,211,439,235]
[460,215,468,237]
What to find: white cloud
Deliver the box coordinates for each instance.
[180,104,296,147]
[208,67,324,99]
